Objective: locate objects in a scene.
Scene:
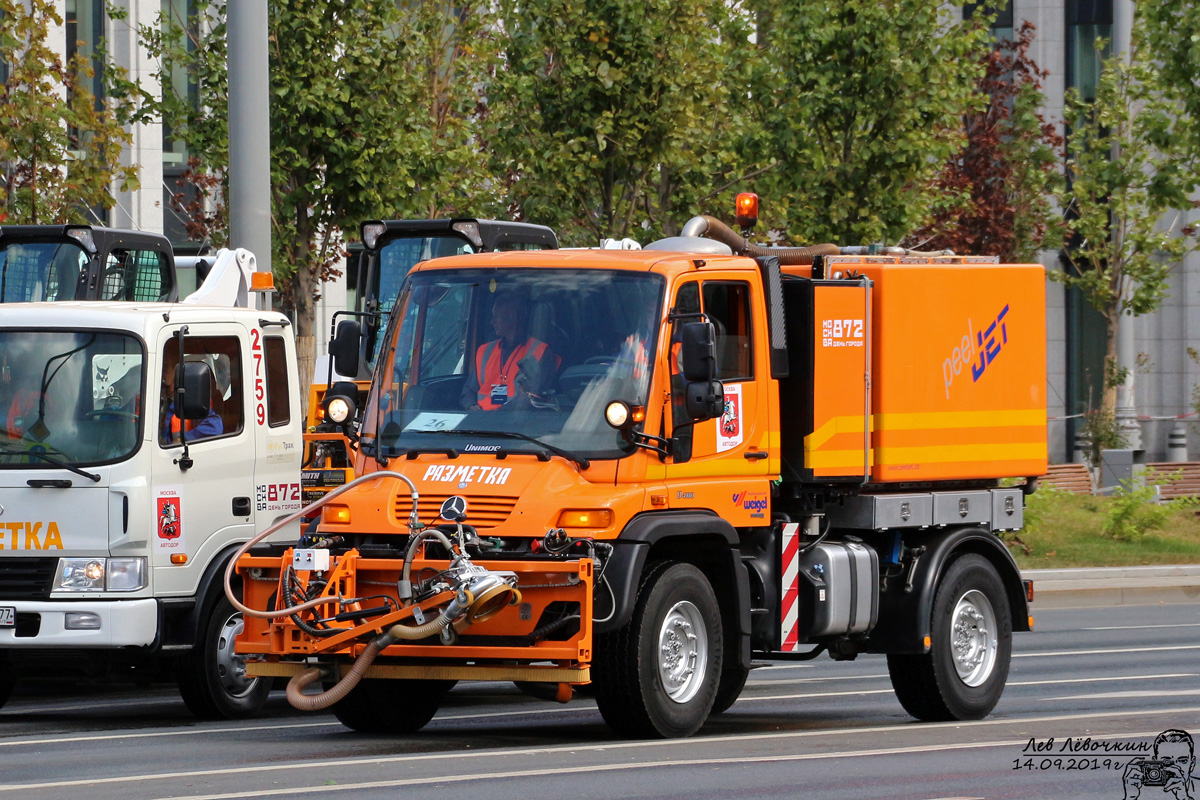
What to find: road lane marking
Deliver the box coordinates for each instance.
[2,672,1195,749]
[1014,644,1200,658]
[3,708,1198,793]
[1047,689,1200,701]
[138,731,1171,800]
[1083,623,1200,631]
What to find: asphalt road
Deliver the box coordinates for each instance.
[1,602,1198,799]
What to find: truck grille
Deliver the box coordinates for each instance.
[0,558,58,600]
[395,495,518,531]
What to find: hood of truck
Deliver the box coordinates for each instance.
[339,455,641,538]
[0,483,112,555]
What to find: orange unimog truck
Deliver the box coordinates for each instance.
[231,201,1045,739]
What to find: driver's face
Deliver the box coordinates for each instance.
[492,302,520,341]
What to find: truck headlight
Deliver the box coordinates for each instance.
[55,557,147,592]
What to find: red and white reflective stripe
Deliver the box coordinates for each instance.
[780,522,801,652]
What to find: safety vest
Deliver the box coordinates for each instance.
[7,389,39,440]
[475,337,552,410]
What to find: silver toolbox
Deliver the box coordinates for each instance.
[796,540,879,637]
[826,493,933,530]
[932,490,993,526]
[991,488,1024,531]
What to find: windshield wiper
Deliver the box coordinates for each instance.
[0,443,101,482]
[413,429,590,470]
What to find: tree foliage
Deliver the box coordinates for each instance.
[915,21,1064,261]
[739,0,991,246]
[1140,0,1200,164]
[0,0,137,224]
[136,0,500,389]
[490,0,749,243]
[1053,17,1198,413]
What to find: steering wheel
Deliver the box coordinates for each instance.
[84,410,138,421]
[583,356,616,365]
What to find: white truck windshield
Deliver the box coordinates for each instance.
[362,268,664,461]
[0,331,144,467]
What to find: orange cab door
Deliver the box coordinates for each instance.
[663,276,771,525]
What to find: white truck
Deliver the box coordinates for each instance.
[0,252,303,718]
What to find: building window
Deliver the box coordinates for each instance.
[1066,0,1113,101]
[66,0,105,108]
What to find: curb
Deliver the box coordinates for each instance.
[1025,565,1200,609]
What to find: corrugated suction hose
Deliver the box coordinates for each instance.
[679,215,839,265]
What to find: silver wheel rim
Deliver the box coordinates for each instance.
[657,600,708,704]
[951,589,997,687]
[215,612,259,698]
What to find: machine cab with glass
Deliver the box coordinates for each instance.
[358,256,667,468]
[0,225,176,304]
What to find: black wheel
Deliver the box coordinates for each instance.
[0,656,13,710]
[594,561,722,738]
[887,554,1012,721]
[331,679,452,733]
[179,594,272,719]
[711,662,749,714]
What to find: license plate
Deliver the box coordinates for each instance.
[0,607,13,627]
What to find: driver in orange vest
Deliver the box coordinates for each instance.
[461,292,560,410]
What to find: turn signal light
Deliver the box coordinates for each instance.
[325,504,351,524]
[171,554,188,565]
[557,509,613,528]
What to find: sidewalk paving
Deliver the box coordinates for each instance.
[1025,564,1200,609]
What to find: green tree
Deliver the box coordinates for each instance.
[0,0,137,224]
[490,0,749,244]
[131,0,500,391]
[1053,20,1197,415]
[740,0,991,246]
[1141,0,1200,162]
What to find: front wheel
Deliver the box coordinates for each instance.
[0,656,13,710]
[888,554,1012,721]
[179,594,272,719]
[594,561,722,738]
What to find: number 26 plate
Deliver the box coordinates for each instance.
[0,607,14,627]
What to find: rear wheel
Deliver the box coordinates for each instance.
[888,554,1012,721]
[179,594,272,719]
[594,561,722,738]
[331,679,453,734]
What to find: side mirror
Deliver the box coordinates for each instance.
[680,321,718,382]
[329,320,362,379]
[684,380,724,422]
[180,362,213,420]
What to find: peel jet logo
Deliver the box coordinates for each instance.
[942,304,1010,399]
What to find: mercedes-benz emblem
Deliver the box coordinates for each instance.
[439,495,468,522]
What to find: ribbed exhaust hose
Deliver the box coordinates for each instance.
[284,613,461,711]
[679,215,840,265]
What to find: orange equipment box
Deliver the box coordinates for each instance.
[782,256,1047,485]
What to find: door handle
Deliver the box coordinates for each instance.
[743,451,768,460]
[232,496,252,516]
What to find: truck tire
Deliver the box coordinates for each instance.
[594,561,722,738]
[711,662,749,714]
[887,554,1012,721]
[330,679,452,734]
[0,657,13,710]
[178,595,272,719]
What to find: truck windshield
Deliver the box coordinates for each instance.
[0,241,90,302]
[0,331,144,467]
[362,268,664,461]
